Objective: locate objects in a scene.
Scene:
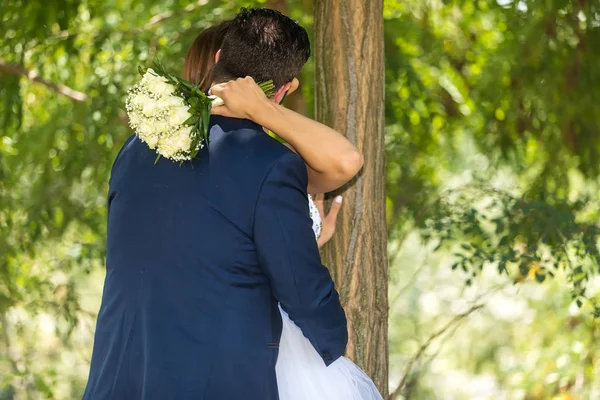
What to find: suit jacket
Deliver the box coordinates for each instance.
[82,116,348,399]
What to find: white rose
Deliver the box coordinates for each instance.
[156,96,169,109]
[175,127,192,151]
[169,105,192,126]
[148,78,174,97]
[138,120,155,137]
[128,111,142,127]
[142,99,160,117]
[141,70,164,85]
[130,93,151,108]
[157,94,183,109]
[140,69,156,84]
[153,119,169,134]
[141,71,174,97]
[157,135,178,158]
[167,95,185,107]
[157,146,173,159]
[146,134,159,149]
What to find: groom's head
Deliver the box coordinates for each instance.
[212,8,310,102]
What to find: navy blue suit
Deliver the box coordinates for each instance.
[83,116,347,399]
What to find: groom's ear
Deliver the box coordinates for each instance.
[272,82,292,104]
[215,49,221,63]
[286,78,300,96]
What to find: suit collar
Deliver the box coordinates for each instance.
[209,115,262,133]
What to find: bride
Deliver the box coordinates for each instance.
[183,21,383,400]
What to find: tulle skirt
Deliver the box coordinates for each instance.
[276,307,383,400]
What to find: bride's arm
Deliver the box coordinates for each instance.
[256,102,363,193]
[210,77,363,194]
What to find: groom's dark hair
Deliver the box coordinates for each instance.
[212,7,310,89]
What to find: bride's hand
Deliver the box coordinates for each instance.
[314,194,343,248]
[210,77,271,120]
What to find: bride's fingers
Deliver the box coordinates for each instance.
[325,196,343,223]
[210,105,233,117]
[208,82,229,97]
[208,83,227,97]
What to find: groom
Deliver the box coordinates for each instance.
[83,8,347,400]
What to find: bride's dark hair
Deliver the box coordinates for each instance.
[183,20,233,91]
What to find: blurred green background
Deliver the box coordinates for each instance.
[1,0,600,398]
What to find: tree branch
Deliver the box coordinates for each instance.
[142,0,210,30]
[388,304,484,400]
[403,316,467,400]
[0,59,87,103]
[390,262,426,309]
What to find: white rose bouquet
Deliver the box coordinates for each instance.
[126,62,275,162]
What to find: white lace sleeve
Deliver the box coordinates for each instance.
[308,195,322,240]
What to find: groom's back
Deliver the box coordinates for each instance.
[84,116,292,399]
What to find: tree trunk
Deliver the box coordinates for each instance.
[314,0,388,396]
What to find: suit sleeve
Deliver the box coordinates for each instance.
[253,151,348,366]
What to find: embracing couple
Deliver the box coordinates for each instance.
[83,8,382,400]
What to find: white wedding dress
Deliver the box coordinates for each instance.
[275,195,383,400]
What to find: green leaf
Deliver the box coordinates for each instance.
[183,116,198,126]
[180,80,195,90]
[195,89,210,99]
[188,97,200,108]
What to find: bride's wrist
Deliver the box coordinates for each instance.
[250,99,278,127]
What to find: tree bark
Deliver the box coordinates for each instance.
[314,0,388,396]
